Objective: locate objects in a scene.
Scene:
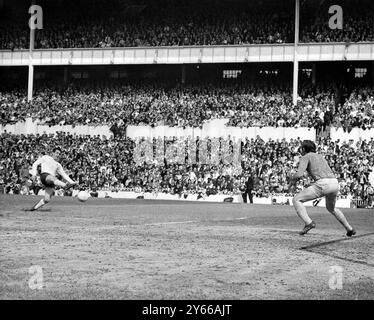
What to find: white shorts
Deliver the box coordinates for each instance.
[309,178,339,199]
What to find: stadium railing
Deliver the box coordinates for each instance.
[1,42,374,66]
[350,198,370,208]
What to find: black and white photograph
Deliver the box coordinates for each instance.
[0,0,373,305]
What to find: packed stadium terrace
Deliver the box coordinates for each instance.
[1,83,373,131]
[1,0,374,50]
[334,86,374,130]
[1,132,373,203]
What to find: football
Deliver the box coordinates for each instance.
[77,191,90,202]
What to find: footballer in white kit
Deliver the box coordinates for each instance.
[26,147,78,211]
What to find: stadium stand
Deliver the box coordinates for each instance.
[1,82,373,133]
[0,0,373,208]
[0,0,374,50]
[1,132,373,207]
[0,81,364,130]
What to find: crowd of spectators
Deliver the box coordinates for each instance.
[0,82,337,131]
[333,87,374,131]
[300,0,374,43]
[3,81,374,134]
[317,137,374,204]
[1,0,374,50]
[1,132,373,206]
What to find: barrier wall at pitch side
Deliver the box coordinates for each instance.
[330,127,374,144]
[0,118,316,141]
[0,118,112,136]
[127,119,316,140]
[33,190,351,208]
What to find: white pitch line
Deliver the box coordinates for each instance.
[54,204,213,208]
[143,220,198,226]
[143,216,248,226]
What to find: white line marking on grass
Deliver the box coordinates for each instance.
[58,204,212,208]
[144,220,198,226]
[143,216,249,226]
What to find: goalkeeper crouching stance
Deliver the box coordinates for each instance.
[289,140,356,237]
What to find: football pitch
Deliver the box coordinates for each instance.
[0,194,373,300]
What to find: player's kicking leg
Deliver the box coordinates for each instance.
[25,174,76,212]
[325,194,356,237]
[27,187,54,211]
[292,186,319,235]
[46,175,77,189]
